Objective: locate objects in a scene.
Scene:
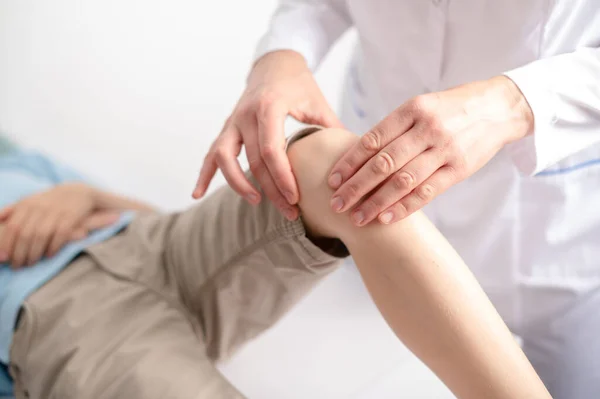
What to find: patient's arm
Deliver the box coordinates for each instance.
[288,128,550,399]
[0,183,154,267]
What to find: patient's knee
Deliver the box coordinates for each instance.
[287,127,359,239]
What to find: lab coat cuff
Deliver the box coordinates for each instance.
[503,65,559,176]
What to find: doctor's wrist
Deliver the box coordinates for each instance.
[248,50,310,84]
[493,75,535,144]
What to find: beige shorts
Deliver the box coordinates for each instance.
[8,128,348,399]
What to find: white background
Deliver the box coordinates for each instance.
[0,1,453,397]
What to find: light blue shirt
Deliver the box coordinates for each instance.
[0,145,133,396]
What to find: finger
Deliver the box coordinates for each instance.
[193,123,239,199]
[245,121,298,221]
[11,211,39,268]
[47,218,77,257]
[293,100,344,129]
[350,148,444,226]
[317,105,344,128]
[257,102,298,205]
[328,107,415,190]
[378,166,457,224]
[27,213,60,265]
[193,147,219,199]
[214,126,261,204]
[0,205,14,221]
[69,228,87,241]
[84,211,120,231]
[0,209,28,265]
[331,129,427,213]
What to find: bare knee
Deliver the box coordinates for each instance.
[287,128,359,239]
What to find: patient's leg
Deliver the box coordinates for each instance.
[288,128,550,399]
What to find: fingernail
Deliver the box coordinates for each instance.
[192,187,204,199]
[352,211,365,226]
[284,208,297,221]
[379,212,394,224]
[283,190,295,204]
[331,196,344,212]
[246,193,259,204]
[329,173,342,189]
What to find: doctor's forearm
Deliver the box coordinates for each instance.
[289,128,550,399]
[504,46,600,174]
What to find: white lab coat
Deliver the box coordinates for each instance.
[256,1,600,397]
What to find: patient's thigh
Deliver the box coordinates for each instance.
[164,172,341,363]
[9,255,245,399]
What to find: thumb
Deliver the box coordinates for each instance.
[299,102,344,129]
[320,108,344,129]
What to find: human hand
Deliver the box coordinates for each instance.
[0,183,118,267]
[193,50,342,220]
[327,76,533,225]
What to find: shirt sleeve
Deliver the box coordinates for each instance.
[254,0,353,71]
[20,151,88,184]
[504,47,600,175]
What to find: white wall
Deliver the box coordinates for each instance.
[0,1,453,398]
[0,0,353,211]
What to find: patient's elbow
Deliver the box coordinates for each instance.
[287,127,359,239]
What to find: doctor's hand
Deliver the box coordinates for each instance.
[193,50,342,220]
[328,76,534,226]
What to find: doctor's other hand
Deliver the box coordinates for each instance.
[328,76,534,226]
[193,50,342,221]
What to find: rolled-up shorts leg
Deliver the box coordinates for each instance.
[162,126,349,361]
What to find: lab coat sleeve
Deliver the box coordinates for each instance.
[504,47,600,175]
[254,0,353,71]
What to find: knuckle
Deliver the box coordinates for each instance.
[419,117,444,143]
[204,150,216,163]
[19,230,32,241]
[35,228,50,239]
[5,222,19,235]
[446,144,469,173]
[342,182,361,199]
[415,184,435,202]
[426,116,444,136]
[445,164,463,181]
[385,143,405,160]
[213,148,228,164]
[391,171,415,191]
[371,151,395,175]
[260,144,278,161]
[235,103,252,118]
[409,95,429,115]
[248,157,263,172]
[361,197,383,216]
[412,93,439,114]
[393,201,409,218]
[451,159,469,180]
[56,225,70,237]
[360,131,381,152]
